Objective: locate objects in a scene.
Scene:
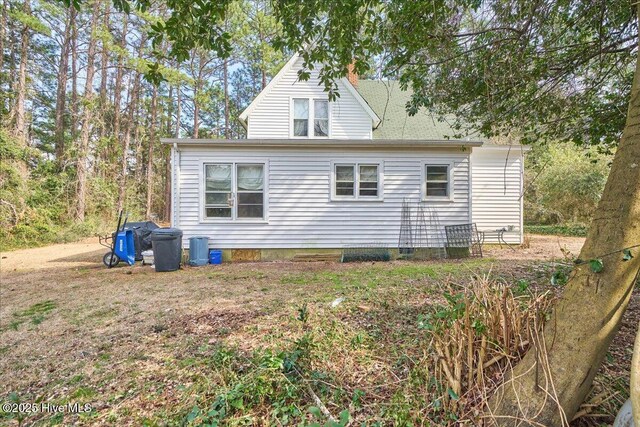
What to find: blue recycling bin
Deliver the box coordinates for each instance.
[114,229,136,266]
[189,236,209,266]
[209,249,222,265]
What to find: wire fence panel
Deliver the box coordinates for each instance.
[444,223,483,258]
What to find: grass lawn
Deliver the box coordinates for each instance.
[0,256,635,426]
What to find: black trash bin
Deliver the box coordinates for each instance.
[150,228,183,272]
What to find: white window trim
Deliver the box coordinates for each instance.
[330,160,384,202]
[289,96,331,139]
[421,161,454,202]
[199,160,269,224]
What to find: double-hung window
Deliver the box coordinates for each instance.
[204,164,233,218]
[335,165,356,196]
[332,162,382,200]
[293,99,309,137]
[423,163,453,200]
[314,100,329,137]
[292,98,329,137]
[204,163,265,220]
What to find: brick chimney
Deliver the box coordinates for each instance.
[347,62,358,87]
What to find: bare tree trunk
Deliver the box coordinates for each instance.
[175,83,181,138]
[102,13,126,179]
[1,0,12,116]
[146,86,157,219]
[489,10,640,424]
[74,0,101,222]
[112,14,127,145]
[193,85,199,139]
[133,97,143,183]
[116,71,140,213]
[162,85,174,222]
[223,57,230,138]
[0,0,6,76]
[98,2,110,141]
[70,6,78,138]
[54,6,72,163]
[12,0,30,147]
[166,85,173,136]
[164,82,182,223]
[5,6,18,121]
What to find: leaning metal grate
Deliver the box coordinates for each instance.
[341,243,391,263]
[444,223,483,258]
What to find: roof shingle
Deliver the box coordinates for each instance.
[356,80,481,141]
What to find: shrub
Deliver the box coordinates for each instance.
[524,143,610,224]
[524,224,588,237]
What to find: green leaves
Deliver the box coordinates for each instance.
[307,407,350,427]
[589,259,604,273]
[308,406,323,417]
[10,10,51,36]
[447,388,459,401]
[551,269,568,286]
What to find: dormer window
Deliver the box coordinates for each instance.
[293,98,309,136]
[314,100,329,137]
[291,98,330,138]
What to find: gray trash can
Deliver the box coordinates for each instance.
[189,236,209,266]
[150,228,183,272]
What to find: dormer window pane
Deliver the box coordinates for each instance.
[293,98,309,136]
[314,100,329,137]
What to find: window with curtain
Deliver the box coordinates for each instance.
[314,100,329,137]
[236,164,264,218]
[204,164,232,218]
[293,98,309,136]
[335,165,355,196]
[333,163,381,200]
[425,164,450,197]
[204,163,265,220]
[359,165,379,197]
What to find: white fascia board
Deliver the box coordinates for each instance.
[160,138,483,148]
[238,53,301,126]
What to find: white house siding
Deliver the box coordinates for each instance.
[173,145,471,249]
[247,57,372,139]
[471,146,524,244]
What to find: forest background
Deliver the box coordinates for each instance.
[0,0,610,250]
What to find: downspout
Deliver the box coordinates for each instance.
[468,147,473,225]
[519,150,525,244]
[172,142,181,229]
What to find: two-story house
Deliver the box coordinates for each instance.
[161,54,525,261]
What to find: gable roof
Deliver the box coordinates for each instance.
[355,80,482,141]
[238,54,381,128]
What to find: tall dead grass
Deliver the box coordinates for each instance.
[421,274,555,422]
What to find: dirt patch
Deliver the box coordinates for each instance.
[171,308,264,337]
[0,234,585,275]
[484,234,585,261]
[0,238,105,272]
